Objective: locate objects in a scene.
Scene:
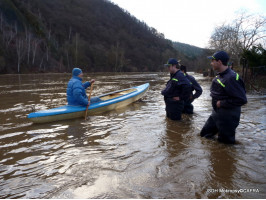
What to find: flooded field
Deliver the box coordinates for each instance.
[0,72,265,198]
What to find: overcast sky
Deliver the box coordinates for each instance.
[109,0,266,48]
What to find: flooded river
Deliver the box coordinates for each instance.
[0,72,265,198]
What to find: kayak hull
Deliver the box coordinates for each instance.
[28,83,149,123]
[29,111,85,124]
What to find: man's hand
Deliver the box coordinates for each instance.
[173,97,180,101]
[190,95,195,103]
[216,100,221,108]
[90,79,95,84]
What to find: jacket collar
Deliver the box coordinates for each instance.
[170,69,181,78]
[217,67,230,76]
[72,76,82,81]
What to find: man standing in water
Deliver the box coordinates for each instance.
[67,68,95,106]
[161,58,191,120]
[200,51,247,144]
[180,65,203,114]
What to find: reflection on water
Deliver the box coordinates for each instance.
[0,72,265,198]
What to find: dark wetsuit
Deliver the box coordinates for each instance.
[161,70,191,120]
[183,73,203,114]
[200,68,247,144]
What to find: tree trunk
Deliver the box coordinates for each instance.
[75,33,78,66]
[69,26,72,41]
[245,62,249,81]
[32,40,39,65]
[0,13,3,31]
[14,22,17,35]
[16,39,23,73]
[27,33,31,64]
[39,56,44,71]
[66,51,70,71]
[46,45,49,61]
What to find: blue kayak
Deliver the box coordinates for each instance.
[28,83,149,123]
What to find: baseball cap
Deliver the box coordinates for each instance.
[164,58,179,67]
[207,51,229,64]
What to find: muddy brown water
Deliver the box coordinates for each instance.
[0,72,265,198]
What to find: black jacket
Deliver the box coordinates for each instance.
[210,68,247,110]
[161,70,191,101]
[185,73,203,100]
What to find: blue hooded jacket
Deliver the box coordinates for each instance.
[66,76,91,106]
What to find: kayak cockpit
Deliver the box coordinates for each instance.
[99,88,137,101]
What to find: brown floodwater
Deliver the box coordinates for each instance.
[0,72,265,198]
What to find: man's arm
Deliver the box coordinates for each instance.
[73,83,89,106]
[219,76,247,108]
[82,79,95,89]
[190,77,203,99]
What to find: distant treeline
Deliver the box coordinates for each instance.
[172,42,212,72]
[0,0,211,74]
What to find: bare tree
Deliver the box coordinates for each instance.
[69,26,72,41]
[0,12,3,31]
[66,50,70,71]
[16,38,25,73]
[25,27,32,64]
[237,12,266,50]
[209,24,242,66]
[48,23,52,40]
[14,22,18,35]
[75,32,79,66]
[39,55,44,71]
[209,12,266,65]
[3,30,12,48]
[108,41,126,72]
[32,39,41,65]
[44,42,49,62]
[46,45,49,62]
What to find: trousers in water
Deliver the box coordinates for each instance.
[200,107,241,144]
[164,98,184,120]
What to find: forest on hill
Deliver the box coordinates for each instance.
[0,0,210,74]
[172,42,211,72]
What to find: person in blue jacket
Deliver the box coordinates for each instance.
[67,68,95,106]
[200,51,247,144]
[180,65,203,114]
[161,58,192,120]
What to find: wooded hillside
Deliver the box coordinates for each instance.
[0,0,209,73]
[173,41,211,72]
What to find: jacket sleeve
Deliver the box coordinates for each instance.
[190,77,203,99]
[220,76,247,108]
[73,82,89,106]
[82,81,91,89]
